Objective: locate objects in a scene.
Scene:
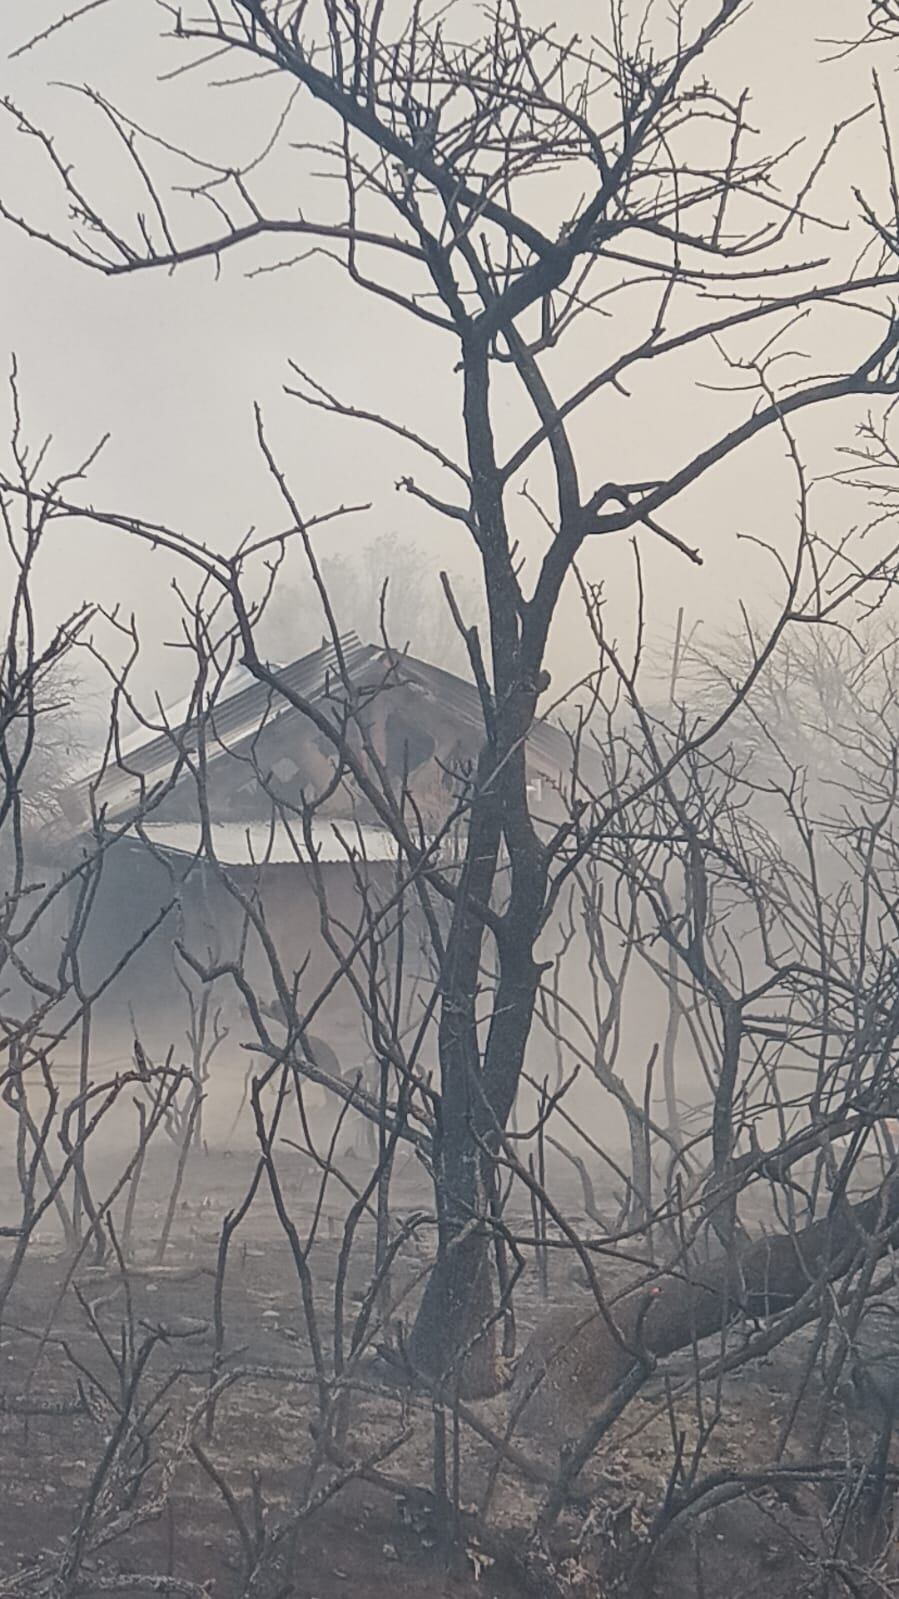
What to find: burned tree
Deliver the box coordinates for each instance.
[6,0,899,1403]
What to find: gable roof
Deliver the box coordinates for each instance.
[62,631,578,827]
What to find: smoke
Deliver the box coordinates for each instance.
[259,531,486,673]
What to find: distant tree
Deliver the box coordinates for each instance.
[674,614,899,793]
[14,665,87,826]
[0,653,91,894]
[261,533,483,673]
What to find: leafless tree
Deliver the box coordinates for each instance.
[867,2,899,41]
[8,0,899,1413]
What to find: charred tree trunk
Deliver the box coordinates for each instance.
[407,332,549,1394]
[405,726,506,1395]
[406,723,545,1396]
[514,1179,899,1440]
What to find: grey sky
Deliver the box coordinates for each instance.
[0,1,893,721]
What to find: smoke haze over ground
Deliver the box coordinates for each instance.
[8,6,899,1597]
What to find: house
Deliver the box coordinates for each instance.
[56,633,580,1073]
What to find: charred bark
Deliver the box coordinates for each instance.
[514,1180,899,1439]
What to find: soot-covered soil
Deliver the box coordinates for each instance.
[0,1135,895,1598]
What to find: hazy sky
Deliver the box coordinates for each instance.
[0,1,893,724]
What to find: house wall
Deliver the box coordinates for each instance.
[63,834,653,1164]
[76,839,430,1077]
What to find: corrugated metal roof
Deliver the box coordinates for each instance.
[129,818,402,866]
[390,652,574,770]
[63,629,579,825]
[67,659,286,784]
[125,632,376,779]
[67,632,377,821]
